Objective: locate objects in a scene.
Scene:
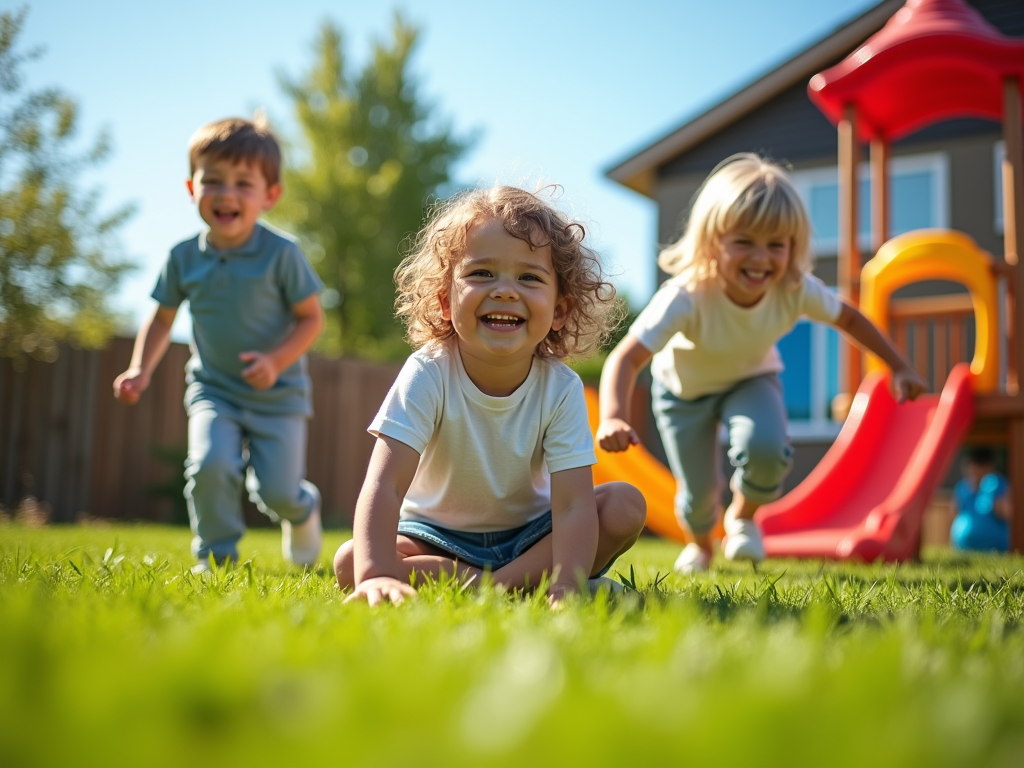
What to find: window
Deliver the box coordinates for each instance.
[777,319,842,438]
[776,152,948,437]
[790,152,949,255]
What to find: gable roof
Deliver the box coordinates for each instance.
[605,0,904,197]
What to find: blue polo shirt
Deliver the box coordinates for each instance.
[152,222,324,417]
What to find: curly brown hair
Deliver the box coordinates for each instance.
[395,185,619,359]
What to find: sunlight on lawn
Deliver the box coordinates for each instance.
[2,523,1023,768]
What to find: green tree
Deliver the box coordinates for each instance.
[0,8,134,367]
[273,15,472,359]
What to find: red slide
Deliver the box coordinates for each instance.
[757,363,975,562]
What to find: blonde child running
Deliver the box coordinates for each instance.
[335,186,646,606]
[598,153,926,573]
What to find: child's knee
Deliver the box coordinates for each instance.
[741,431,791,465]
[333,540,355,589]
[187,452,242,486]
[598,482,647,542]
[733,434,792,487]
[252,486,299,518]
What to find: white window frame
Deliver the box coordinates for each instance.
[790,151,950,256]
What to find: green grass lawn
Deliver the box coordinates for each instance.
[2,522,1023,768]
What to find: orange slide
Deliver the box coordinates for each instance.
[583,387,692,542]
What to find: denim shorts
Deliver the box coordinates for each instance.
[397,511,553,570]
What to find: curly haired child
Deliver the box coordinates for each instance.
[335,185,646,605]
[598,153,926,573]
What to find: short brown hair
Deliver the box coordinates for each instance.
[395,185,620,360]
[187,114,282,186]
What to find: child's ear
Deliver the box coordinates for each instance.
[551,295,572,332]
[185,179,196,200]
[263,183,283,210]
[438,292,451,322]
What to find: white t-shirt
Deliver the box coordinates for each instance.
[368,340,597,532]
[630,274,842,400]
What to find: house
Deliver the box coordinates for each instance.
[604,0,1023,488]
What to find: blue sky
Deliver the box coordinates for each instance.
[23,0,878,340]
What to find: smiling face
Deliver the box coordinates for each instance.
[440,217,568,393]
[187,156,281,250]
[715,229,792,307]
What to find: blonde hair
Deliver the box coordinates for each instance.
[188,113,281,186]
[395,185,619,359]
[658,153,812,290]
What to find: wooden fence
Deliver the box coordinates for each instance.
[0,338,401,527]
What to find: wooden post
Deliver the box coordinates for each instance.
[839,104,862,395]
[870,138,890,253]
[1003,76,1024,555]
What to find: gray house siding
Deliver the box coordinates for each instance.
[658,78,844,180]
[977,0,1024,35]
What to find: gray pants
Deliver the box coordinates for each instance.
[652,374,793,535]
[185,395,319,562]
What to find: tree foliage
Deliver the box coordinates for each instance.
[0,8,134,365]
[273,15,472,359]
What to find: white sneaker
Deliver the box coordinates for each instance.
[282,502,322,567]
[674,543,711,574]
[723,517,766,562]
[587,576,625,596]
[191,555,234,574]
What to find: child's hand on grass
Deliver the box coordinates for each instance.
[239,351,279,390]
[596,418,640,453]
[344,576,416,606]
[113,369,150,405]
[892,365,927,403]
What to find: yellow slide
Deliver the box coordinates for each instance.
[583,386,694,543]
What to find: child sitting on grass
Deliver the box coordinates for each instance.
[335,186,646,606]
[950,447,1011,552]
[113,116,325,572]
[597,153,926,573]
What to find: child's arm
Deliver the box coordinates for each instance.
[832,302,927,402]
[548,465,599,606]
[112,305,178,405]
[345,434,419,606]
[597,335,654,452]
[239,293,325,391]
[992,480,1012,522]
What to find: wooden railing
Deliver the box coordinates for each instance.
[889,293,976,392]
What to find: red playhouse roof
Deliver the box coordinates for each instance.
[809,0,1024,141]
